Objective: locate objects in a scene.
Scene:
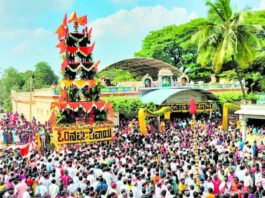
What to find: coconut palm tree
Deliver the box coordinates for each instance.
[193,0,263,99]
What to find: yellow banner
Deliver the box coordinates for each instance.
[53,127,113,144]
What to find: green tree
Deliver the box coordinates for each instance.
[34,62,58,89]
[20,70,34,91]
[193,0,263,98]
[135,19,213,81]
[105,97,156,118]
[0,62,58,112]
[0,67,23,112]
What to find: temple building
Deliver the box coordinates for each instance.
[11,57,246,123]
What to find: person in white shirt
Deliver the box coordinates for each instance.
[244,171,253,188]
[67,180,79,194]
[235,165,246,182]
[22,188,31,198]
[255,168,263,186]
[203,177,214,195]
[49,179,59,198]
[35,181,48,197]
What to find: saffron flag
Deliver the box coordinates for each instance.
[56,26,68,39]
[68,11,77,23]
[77,15,87,26]
[56,40,66,53]
[63,13,67,26]
[20,143,30,157]
[49,112,57,126]
[56,40,65,48]
[55,25,64,35]
[93,60,100,72]
[61,59,69,70]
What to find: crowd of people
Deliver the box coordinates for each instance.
[0,112,264,198]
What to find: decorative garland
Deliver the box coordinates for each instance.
[66,62,94,72]
[51,101,111,113]
[60,79,97,89]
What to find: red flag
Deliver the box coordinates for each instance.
[68,11,77,23]
[20,144,30,157]
[59,45,66,54]
[77,15,87,26]
[61,59,69,70]
[189,99,197,114]
[56,41,66,53]
[56,40,65,48]
[79,42,95,55]
[49,111,57,126]
[63,13,67,26]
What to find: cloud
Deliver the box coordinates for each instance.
[258,0,265,10]
[92,6,196,38]
[10,41,31,54]
[90,5,197,68]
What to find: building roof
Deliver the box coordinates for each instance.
[140,88,217,105]
[102,58,183,80]
[235,104,265,118]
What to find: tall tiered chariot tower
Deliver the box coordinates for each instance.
[50,12,114,147]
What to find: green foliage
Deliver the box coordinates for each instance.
[0,67,24,112]
[105,97,156,118]
[135,18,213,81]
[193,0,262,72]
[216,92,259,105]
[260,78,265,92]
[135,4,265,90]
[0,62,58,112]
[217,69,238,81]
[135,18,205,64]
[98,68,139,84]
[34,62,58,89]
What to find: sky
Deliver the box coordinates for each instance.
[0,0,264,74]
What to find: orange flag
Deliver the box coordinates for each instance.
[49,112,57,126]
[93,60,100,72]
[61,58,69,70]
[77,15,87,26]
[56,41,66,53]
[56,40,65,48]
[68,11,77,23]
[55,24,64,35]
[63,13,67,26]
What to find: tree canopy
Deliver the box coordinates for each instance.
[194,0,262,72]
[0,62,58,112]
[135,6,265,91]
